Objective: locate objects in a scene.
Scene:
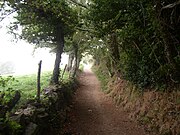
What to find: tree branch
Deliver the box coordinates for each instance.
[67,0,88,9]
[76,27,93,33]
[0,9,16,22]
[161,0,180,10]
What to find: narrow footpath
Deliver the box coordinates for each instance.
[63,69,148,135]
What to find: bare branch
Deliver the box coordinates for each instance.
[0,9,16,22]
[161,1,180,10]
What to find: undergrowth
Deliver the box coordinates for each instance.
[0,71,69,106]
[0,71,76,135]
[92,65,110,92]
[107,76,180,135]
[93,63,180,135]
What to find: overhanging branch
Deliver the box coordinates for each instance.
[161,0,180,9]
[76,27,94,33]
[67,0,88,9]
[0,9,16,22]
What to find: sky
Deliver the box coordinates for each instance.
[0,14,68,75]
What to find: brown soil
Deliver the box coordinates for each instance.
[63,69,149,135]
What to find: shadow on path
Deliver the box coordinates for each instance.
[63,69,148,135]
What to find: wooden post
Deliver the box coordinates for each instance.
[37,60,42,102]
[61,64,67,80]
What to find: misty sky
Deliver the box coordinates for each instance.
[0,15,68,75]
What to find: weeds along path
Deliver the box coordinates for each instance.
[64,69,148,135]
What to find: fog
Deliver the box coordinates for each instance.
[0,16,68,76]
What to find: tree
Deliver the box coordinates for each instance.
[7,0,78,84]
[87,0,180,88]
[65,30,91,77]
[87,0,126,75]
[64,0,92,76]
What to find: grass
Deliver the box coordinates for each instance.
[10,71,69,105]
[12,71,51,101]
[79,64,84,71]
[92,65,110,92]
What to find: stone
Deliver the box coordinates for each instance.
[9,113,30,127]
[36,113,49,125]
[35,108,46,113]
[23,105,36,116]
[24,122,38,135]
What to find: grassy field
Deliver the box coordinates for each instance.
[7,71,69,104]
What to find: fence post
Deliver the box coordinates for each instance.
[37,60,42,102]
[61,64,67,80]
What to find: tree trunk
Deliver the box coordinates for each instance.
[108,31,120,76]
[93,47,99,66]
[163,30,180,81]
[158,2,180,81]
[109,32,120,62]
[51,24,64,84]
[77,55,81,69]
[71,44,78,78]
[67,51,75,72]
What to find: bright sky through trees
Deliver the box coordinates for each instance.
[0,16,68,75]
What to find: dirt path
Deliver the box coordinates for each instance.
[64,69,148,135]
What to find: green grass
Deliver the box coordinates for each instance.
[11,71,69,104]
[92,65,110,92]
[79,64,84,71]
[11,71,51,103]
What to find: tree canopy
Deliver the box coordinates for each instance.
[1,0,180,89]
[87,0,180,89]
[5,0,79,84]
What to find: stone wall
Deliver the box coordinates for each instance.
[0,81,77,135]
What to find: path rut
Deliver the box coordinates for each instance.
[65,69,148,135]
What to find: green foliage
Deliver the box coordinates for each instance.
[79,64,84,71]
[11,71,52,104]
[2,0,180,90]
[9,0,78,46]
[60,70,69,82]
[0,76,16,89]
[7,120,22,135]
[0,76,18,104]
[0,76,22,134]
[115,2,152,86]
[61,78,77,102]
[88,0,180,90]
[92,65,110,92]
[115,1,176,88]
[0,118,22,135]
[88,0,126,36]
[10,71,69,105]
[6,0,79,84]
